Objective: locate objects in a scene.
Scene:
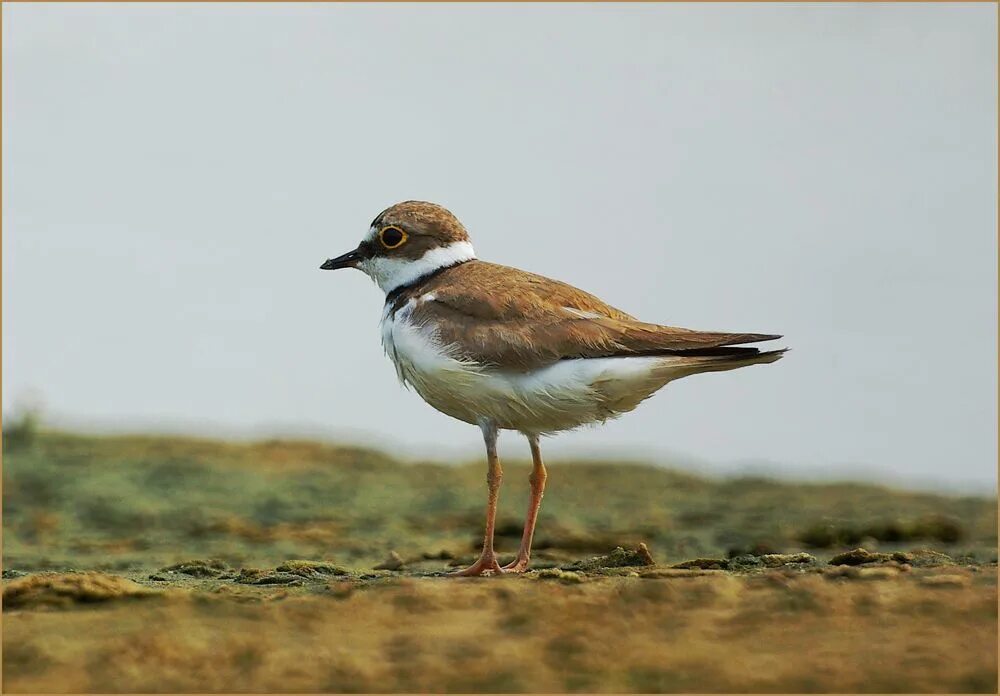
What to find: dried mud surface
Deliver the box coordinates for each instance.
[3,432,998,693]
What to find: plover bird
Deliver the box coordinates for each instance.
[322,201,786,576]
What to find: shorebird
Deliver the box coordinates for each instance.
[322,201,785,576]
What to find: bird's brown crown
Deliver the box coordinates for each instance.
[371,201,470,254]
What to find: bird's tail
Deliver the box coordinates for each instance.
[665,347,788,379]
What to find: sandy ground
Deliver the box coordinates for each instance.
[3,560,997,693]
[2,431,997,692]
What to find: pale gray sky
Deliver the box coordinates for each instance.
[3,3,996,491]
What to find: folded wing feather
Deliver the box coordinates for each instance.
[406,261,781,371]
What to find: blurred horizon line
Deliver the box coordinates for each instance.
[7,407,995,497]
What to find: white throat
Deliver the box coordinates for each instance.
[360,240,476,295]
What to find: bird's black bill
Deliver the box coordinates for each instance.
[320,249,360,270]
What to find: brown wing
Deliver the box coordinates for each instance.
[408,261,781,370]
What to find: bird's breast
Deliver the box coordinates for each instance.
[380,301,473,390]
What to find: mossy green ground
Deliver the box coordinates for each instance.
[3,432,997,692]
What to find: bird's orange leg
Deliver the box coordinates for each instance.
[502,434,547,573]
[449,422,504,577]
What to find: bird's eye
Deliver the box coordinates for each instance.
[379,226,407,249]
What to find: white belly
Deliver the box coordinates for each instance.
[381,302,685,434]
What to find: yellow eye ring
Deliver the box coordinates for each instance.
[378,225,408,250]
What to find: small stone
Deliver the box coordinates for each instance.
[568,544,655,571]
[759,553,818,568]
[236,567,266,582]
[726,555,765,571]
[252,574,302,586]
[671,558,729,570]
[236,568,303,585]
[829,548,888,566]
[373,551,405,571]
[158,559,229,578]
[535,568,585,584]
[634,543,656,566]
[274,560,348,577]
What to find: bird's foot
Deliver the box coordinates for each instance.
[448,553,504,577]
[501,556,531,574]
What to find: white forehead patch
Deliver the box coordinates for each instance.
[358,240,476,295]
